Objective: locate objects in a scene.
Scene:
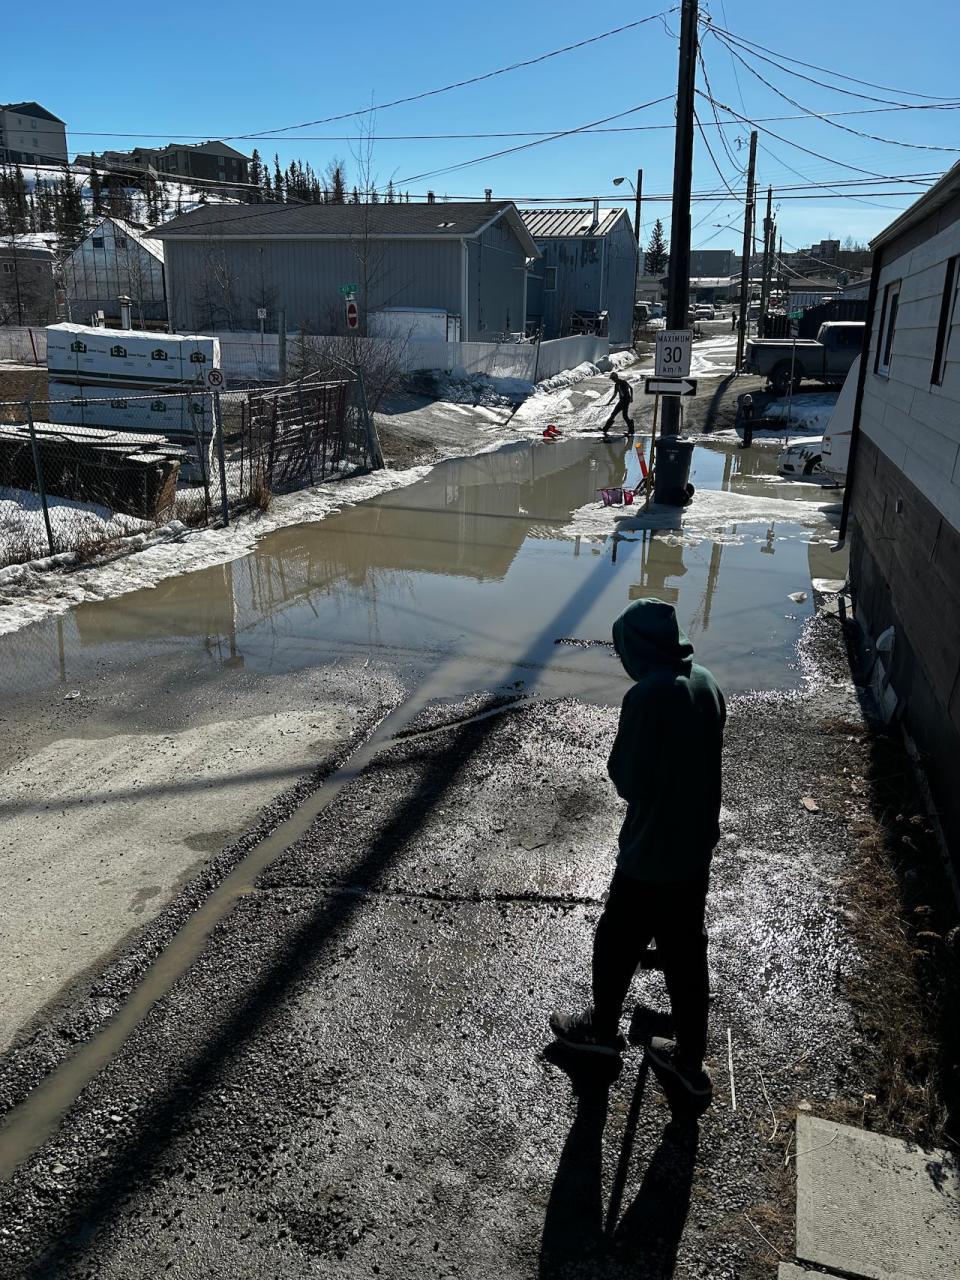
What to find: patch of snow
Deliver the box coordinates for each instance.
[554,486,839,546]
[763,393,838,434]
[0,488,151,565]
[0,467,432,636]
[690,335,738,378]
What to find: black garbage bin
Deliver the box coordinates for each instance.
[653,436,695,506]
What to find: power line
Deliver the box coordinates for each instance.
[695,90,925,181]
[226,10,677,140]
[712,33,960,153]
[14,102,960,148]
[694,109,742,199]
[708,24,959,110]
[394,96,675,184]
[700,20,958,102]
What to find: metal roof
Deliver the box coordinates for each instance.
[152,200,539,256]
[870,161,960,250]
[520,207,626,239]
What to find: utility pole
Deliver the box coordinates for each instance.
[758,186,773,329]
[778,233,785,312]
[632,168,643,343]
[735,130,758,370]
[633,168,643,249]
[661,0,699,439]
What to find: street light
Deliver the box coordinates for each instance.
[612,171,643,254]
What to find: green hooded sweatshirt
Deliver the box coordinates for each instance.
[608,598,726,881]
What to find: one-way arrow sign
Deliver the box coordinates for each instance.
[644,377,698,397]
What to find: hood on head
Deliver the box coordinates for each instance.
[612,598,694,680]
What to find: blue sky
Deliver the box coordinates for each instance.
[8,0,959,254]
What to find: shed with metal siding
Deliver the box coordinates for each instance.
[521,206,637,344]
[152,201,538,340]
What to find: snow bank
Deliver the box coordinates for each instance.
[762,393,838,434]
[0,467,432,636]
[554,486,839,546]
[690,335,738,378]
[0,489,151,566]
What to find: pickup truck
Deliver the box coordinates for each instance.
[744,321,865,394]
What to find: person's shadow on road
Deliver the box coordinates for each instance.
[539,1023,701,1279]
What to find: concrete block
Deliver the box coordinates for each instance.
[796,1114,960,1279]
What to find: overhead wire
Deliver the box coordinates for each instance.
[394,96,674,184]
[711,31,960,153]
[700,20,958,103]
[226,10,677,139]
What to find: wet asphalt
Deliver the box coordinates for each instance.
[0,604,883,1278]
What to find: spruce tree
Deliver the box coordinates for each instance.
[385,180,396,204]
[90,165,104,216]
[644,219,668,276]
[273,155,284,202]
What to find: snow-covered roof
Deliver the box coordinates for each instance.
[0,232,58,255]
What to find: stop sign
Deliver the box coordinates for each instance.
[346,299,359,330]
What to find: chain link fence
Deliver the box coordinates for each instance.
[0,372,382,570]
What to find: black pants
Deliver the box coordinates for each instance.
[603,401,633,433]
[592,868,710,1063]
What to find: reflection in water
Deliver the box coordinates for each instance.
[0,435,846,701]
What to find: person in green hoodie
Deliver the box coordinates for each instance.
[550,598,726,1099]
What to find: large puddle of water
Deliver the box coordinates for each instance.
[0,431,845,704]
[0,428,847,1179]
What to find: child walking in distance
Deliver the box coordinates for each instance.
[603,373,634,437]
[551,598,726,1100]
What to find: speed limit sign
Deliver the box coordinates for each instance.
[655,330,692,378]
[205,367,226,391]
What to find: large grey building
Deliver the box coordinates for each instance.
[0,102,67,166]
[64,217,166,327]
[522,206,637,344]
[152,200,538,338]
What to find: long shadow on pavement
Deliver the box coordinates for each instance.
[4,543,624,1278]
[540,1015,702,1277]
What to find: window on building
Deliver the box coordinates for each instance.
[92,237,104,249]
[874,280,900,377]
[544,267,557,291]
[2,262,13,274]
[931,255,958,387]
[115,236,127,249]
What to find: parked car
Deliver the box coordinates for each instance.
[694,304,715,320]
[744,321,865,394]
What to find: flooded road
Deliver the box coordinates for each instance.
[0,431,844,710]
[0,426,846,1058]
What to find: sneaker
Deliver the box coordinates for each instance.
[646,1036,713,1097]
[549,1008,625,1057]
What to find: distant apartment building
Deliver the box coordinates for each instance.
[689,248,735,278]
[76,141,250,193]
[0,103,67,166]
